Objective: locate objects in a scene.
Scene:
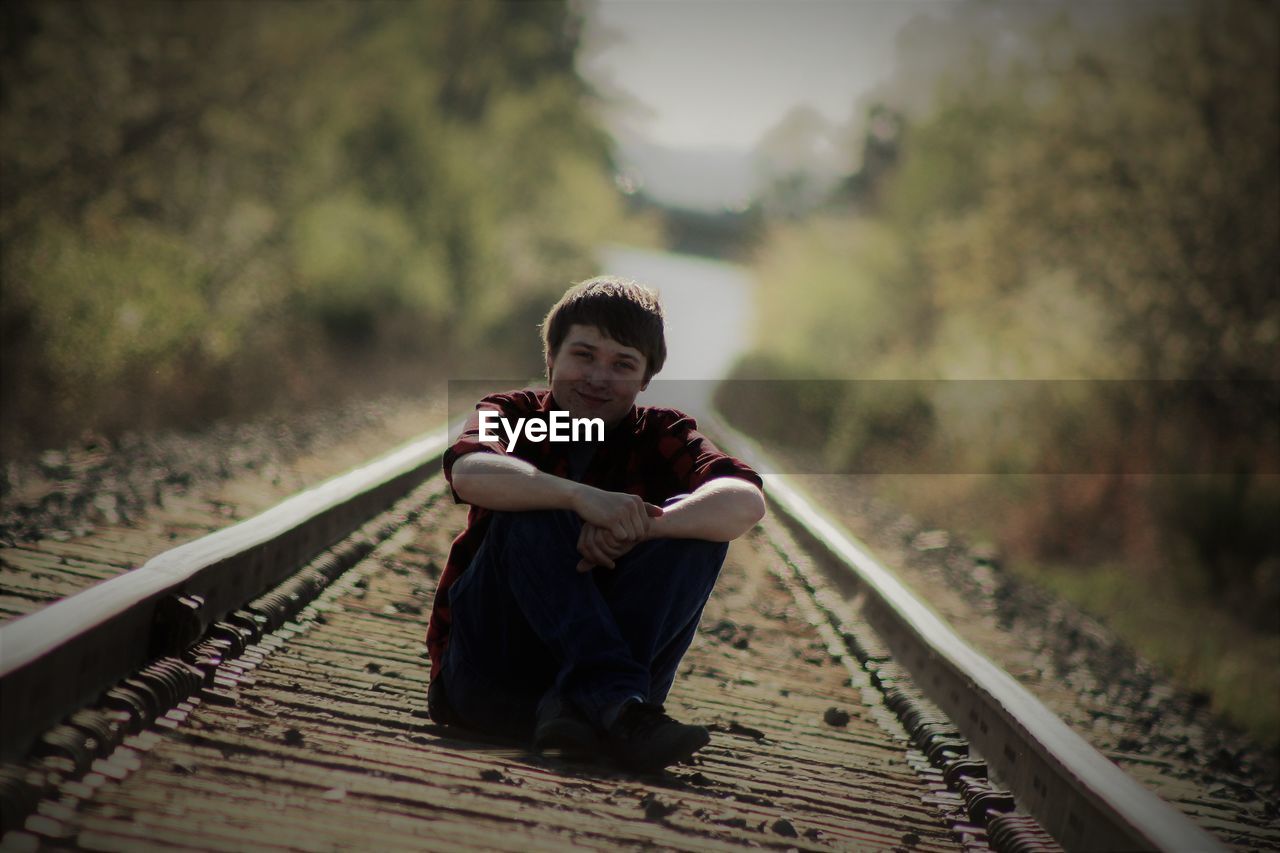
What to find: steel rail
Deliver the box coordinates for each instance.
[701,412,1224,853]
[0,428,450,761]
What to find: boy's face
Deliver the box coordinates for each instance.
[546,323,649,428]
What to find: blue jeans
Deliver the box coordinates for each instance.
[439,507,728,738]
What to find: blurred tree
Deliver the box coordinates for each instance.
[752,105,845,218]
[0,0,633,449]
[736,0,1278,612]
[992,1,1279,384]
[834,103,904,211]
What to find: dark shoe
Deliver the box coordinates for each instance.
[532,696,599,758]
[605,701,710,773]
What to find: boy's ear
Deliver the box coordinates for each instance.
[545,350,555,381]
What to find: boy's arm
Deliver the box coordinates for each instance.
[451,452,663,540]
[450,451,578,512]
[646,476,766,543]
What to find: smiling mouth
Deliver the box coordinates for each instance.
[576,390,611,405]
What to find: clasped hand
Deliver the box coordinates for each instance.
[573,487,663,572]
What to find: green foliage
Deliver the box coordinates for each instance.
[1,0,639,449]
[752,218,913,371]
[1017,551,1280,744]
[27,224,207,381]
[1158,473,1280,621]
[742,0,1277,507]
[731,0,1279,739]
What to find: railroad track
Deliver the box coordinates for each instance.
[0,418,1234,850]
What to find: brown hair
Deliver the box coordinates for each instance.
[541,276,666,380]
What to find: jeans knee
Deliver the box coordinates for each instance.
[675,537,729,563]
[685,538,729,581]
[634,536,727,580]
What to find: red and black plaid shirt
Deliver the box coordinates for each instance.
[426,388,763,682]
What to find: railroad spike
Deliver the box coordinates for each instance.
[150,593,207,658]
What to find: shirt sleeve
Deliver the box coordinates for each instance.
[442,391,537,504]
[655,410,764,495]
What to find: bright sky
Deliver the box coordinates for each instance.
[579,0,929,151]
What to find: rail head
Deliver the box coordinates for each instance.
[0,428,451,761]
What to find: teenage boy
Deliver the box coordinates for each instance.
[426,276,766,772]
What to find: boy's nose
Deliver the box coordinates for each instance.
[585,361,610,385]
